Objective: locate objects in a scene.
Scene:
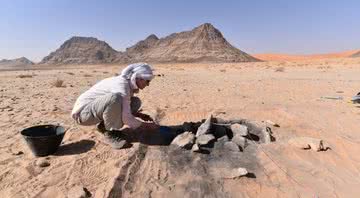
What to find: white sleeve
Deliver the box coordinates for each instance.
[122,94,143,129]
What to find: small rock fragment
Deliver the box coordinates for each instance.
[224,142,240,152]
[36,159,50,167]
[288,137,330,151]
[196,134,215,146]
[191,144,200,152]
[196,115,213,137]
[12,151,24,155]
[261,127,272,143]
[171,132,195,149]
[231,135,247,150]
[265,120,280,127]
[67,185,92,198]
[218,167,248,179]
[230,124,248,136]
[217,135,229,143]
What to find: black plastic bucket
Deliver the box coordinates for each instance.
[21,125,66,157]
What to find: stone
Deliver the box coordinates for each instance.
[213,125,227,138]
[191,144,201,152]
[36,159,50,167]
[261,127,272,143]
[224,142,240,152]
[265,120,280,127]
[213,135,230,151]
[196,115,213,137]
[288,137,330,151]
[67,185,92,198]
[217,136,229,143]
[12,151,24,155]
[219,167,248,179]
[196,134,215,146]
[171,132,195,149]
[231,135,247,150]
[230,124,248,136]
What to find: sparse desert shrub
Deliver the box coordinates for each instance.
[103,71,109,74]
[84,74,92,77]
[65,72,75,75]
[219,69,226,72]
[52,79,64,87]
[274,67,285,72]
[17,74,33,78]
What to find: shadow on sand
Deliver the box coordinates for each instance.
[54,139,96,156]
[121,124,184,146]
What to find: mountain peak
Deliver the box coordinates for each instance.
[145,34,159,41]
[191,23,225,41]
[40,23,259,64]
[0,57,33,67]
[40,36,118,65]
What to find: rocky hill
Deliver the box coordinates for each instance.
[40,23,259,65]
[0,57,34,67]
[123,23,259,63]
[40,37,121,65]
[350,50,360,57]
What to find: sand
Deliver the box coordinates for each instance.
[1,58,360,197]
[254,49,359,61]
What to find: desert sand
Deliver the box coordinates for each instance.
[254,49,359,61]
[1,57,360,197]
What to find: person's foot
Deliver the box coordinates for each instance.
[103,131,129,149]
[96,121,107,134]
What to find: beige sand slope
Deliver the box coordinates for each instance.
[1,58,360,197]
[254,49,359,61]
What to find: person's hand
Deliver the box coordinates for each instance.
[134,112,154,122]
[140,114,154,122]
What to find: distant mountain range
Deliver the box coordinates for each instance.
[0,57,34,67]
[2,23,360,65]
[40,23,259,65]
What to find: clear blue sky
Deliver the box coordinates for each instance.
[1,0,359,62]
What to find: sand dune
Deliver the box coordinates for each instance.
[254,49,359,61]
[1,58,360,197]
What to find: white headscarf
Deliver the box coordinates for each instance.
[120,63,154,90]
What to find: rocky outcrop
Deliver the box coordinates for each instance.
[40,23,260,65]
[124,23,260,63]
[40,37,120,65]
[0,57,34,67]
[350,50,360,57]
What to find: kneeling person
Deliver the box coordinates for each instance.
[71,63,159,148]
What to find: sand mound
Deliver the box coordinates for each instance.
[254,49,360,61]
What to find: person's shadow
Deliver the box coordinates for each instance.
[120,124,184,146]
[118,119,206,146]
[54,140,95,156]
